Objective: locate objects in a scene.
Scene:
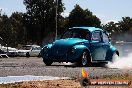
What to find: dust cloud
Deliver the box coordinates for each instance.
[107,33,132,69]
[106,33,132,69]
[106,53,132,69]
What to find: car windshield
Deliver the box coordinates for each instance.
[21,46,31,50]
[61,29,90,40]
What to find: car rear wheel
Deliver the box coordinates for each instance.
[80,51,91,66]
[112,52,119,63]
[105,52,119,68]
[43,60,53,66]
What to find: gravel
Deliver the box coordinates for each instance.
[0,57,132,78]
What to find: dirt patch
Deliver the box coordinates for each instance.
[0,79,131,88]
[0,80,80,88]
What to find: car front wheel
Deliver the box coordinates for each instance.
[43,60,53,66]
[80,51,91,66]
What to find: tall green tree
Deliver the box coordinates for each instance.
[10,12,26,45]
[102,17,132,42]
[103,21,120,34]
[103,17,132,35]
[118,17,132,32]
[67,5,101,28]
[0,12,26,47]
[23,0,65,44]
[0,14,12,46]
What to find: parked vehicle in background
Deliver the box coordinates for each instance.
[0,49,9,58]
[18,45,41,57]
[41,27,119,66]
[1,46,18,57]
[7,47,18,56]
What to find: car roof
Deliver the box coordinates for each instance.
[69,27,103,32]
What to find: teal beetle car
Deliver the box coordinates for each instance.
[41,27,119,66]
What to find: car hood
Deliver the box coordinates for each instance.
[53,38,88,46]
[50,38,88,56]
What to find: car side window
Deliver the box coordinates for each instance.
[102,32,109,43]
[91,31,101,42]
[36,47,41,50]
[33,47,41,50]
[32,47,37,50]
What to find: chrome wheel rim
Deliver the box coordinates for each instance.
[82,52,88,66]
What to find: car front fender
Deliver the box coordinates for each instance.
[74,44,89,51]
[73,45,90,56]
[66,44,91,62]
[41,44,53,57]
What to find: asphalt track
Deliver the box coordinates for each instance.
[0,57,132,78]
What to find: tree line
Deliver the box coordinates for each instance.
[0,0,132,47]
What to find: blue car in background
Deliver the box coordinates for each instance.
[41,27,119,66]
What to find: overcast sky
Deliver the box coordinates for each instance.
[0,0,132,24]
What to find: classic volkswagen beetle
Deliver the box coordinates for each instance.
[41,27,119,66]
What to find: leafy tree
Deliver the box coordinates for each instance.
[0,11,28,47]
[102,21,120,42]
[103,17,132,42]
[23,0,65,44]
[118,17,132,32]
[103,17,132,35]
[10,12,26,45]
[67,5,101,28]
[0,14,12,46]
[103,21,120,35]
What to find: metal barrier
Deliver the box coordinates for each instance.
[0,54,9,58]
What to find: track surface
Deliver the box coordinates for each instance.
[0,57,132,78]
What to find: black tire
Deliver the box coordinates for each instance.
[26,52,30,58]
[79,51,91,66]
[43,60,53,66]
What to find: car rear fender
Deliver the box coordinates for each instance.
[106,45,119,61]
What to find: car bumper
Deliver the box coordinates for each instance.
[41,50,82,62]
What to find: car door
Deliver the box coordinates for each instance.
[90,31,109,61]
[101,31,111,60]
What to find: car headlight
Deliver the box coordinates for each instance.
[71,48,76,54]
[43,46,49,52]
